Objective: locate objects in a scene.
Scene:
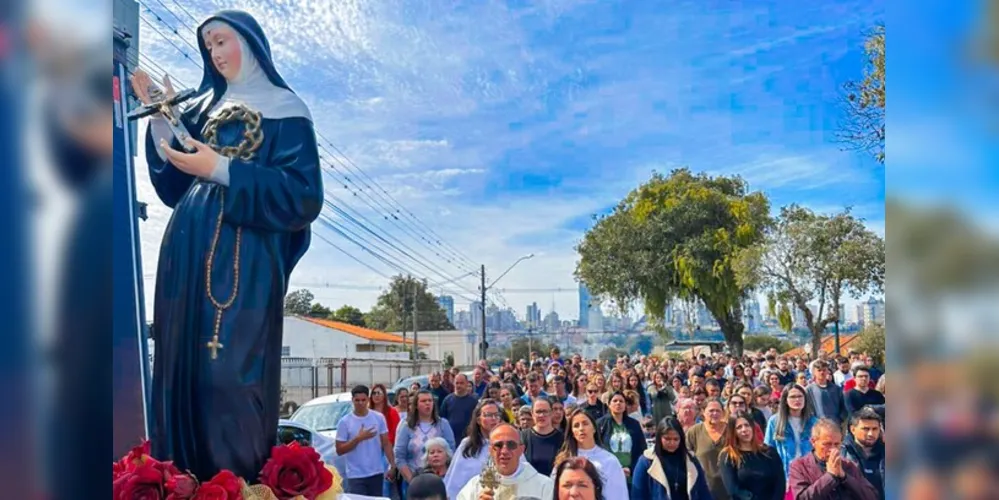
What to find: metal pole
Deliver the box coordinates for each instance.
[401,276,408,353]
[528,326,533,359]
[480,264,487,361]
[412,279,420,373]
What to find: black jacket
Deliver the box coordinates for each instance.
[841,434,886,500]
[596,414,647,470]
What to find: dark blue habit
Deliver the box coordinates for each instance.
[146,10,323,481]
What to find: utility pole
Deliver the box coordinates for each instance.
[412,279,420,373]
[400,279,408,352]
[528,326,533,359]
[480,264,487,361]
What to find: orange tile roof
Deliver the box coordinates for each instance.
[785,333,861,357]
[298,316,430,346]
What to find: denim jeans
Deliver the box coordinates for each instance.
[346,474,383,496]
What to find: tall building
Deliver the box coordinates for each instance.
[860,297,886,327]
[456,310,472,330]
[437,295,455,324]
[578,283,592,328]
[587,304,604,333]
[526,302,541,328]
[470,301,483,330]
[544,311,560,332]
[742,298,762,332]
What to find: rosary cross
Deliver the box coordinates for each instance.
[206,335,224,360]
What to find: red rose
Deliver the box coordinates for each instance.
[165,473,198,499]
[114,460,128,481]
[115,441,153,480]
[259,442,333,500]
[113,461,166,500]
[200,470,242,499]
[152,459,182,482]
[190,483,228,500]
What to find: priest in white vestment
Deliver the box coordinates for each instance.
[457,424,554,500]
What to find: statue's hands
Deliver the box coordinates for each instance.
[160,138,222,178]
[130,69,176,106]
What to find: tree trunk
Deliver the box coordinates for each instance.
[718,313,746,358]
[710,305,746,358]
[725,328,745,358]
[810,326,824,358]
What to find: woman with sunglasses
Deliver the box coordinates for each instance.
[368,383,401,496]
[630,416,713,500]
[369,384,400,445]
[442,398,504,499]
[554,408,627,500]
[726,394,763,442]
[579,383,608,422]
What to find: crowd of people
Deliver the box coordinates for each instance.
[332,346,887,500]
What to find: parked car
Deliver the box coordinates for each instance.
[392,374,429,393]
[277,419,338,469]
[286,392,355,478]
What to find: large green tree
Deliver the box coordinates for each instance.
[576,168,770,357]
[284,289,315,316]
[332,305,367,327]
[307,302,333,318]
[839,24,885,163]
[735,205,885,356]
[503,338,557,363]
[364,275,454,332]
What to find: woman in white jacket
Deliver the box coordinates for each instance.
[442,399,504,498]
[552,408,627,500]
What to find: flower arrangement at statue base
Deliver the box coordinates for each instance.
[112,440,343,499]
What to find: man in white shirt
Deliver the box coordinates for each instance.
[833,356,854,387]
[458,424,553,500]
[335,385,396,496]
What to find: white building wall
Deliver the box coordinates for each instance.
[282,316,409,360]
[394,329,477,368]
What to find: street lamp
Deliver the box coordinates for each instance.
[479,253,535,361]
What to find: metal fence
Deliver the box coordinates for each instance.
[280,357,442,412]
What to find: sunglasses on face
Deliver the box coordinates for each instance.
[491,440,519,451]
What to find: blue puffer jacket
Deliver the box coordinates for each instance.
[630,448,714,500]
[763,414,818,479]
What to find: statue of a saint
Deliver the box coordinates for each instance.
[130,10,322,481]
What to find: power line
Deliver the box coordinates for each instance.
[136,7,479,280]
[165,0,202,26]
[138,14,202,69]
[138,2,201,54]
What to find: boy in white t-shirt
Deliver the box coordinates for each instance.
[336,385,396,496]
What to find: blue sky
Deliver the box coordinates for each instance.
[134,0,887,321]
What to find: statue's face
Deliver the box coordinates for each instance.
[202,24,242,82]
